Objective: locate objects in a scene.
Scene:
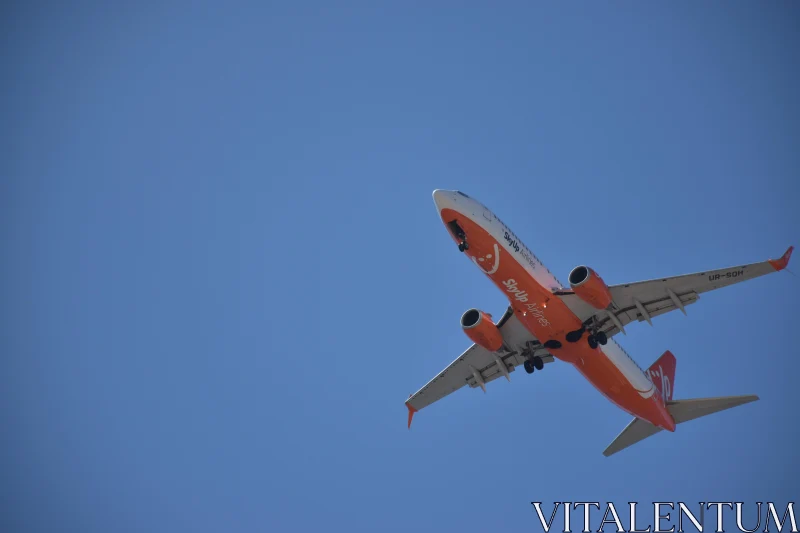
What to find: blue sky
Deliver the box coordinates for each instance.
[2,2,798,532]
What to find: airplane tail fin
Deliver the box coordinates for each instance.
[603,349,758,456]
[603,394,759,457]
[647,350,676,403]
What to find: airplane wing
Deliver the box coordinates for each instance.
[557,246,793,338]
[405,307,554,427]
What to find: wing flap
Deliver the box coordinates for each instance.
[603,291,700,334]
[465,352,555,389]
[406,308,553,415]
[558,291,700,337]
[558,247,791,338]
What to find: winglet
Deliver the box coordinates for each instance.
[769,246,794,271]
[406,402,418,429]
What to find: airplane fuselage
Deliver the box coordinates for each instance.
[432,190,676,431]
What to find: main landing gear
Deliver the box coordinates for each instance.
[523,356,545,374]
[565,325,607,349]
[587,331,608,349]
[520,341,545,375]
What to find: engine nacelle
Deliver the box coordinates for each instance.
[460,309,503,352]
[568,265,613,310]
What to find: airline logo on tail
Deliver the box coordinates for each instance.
[650,366,672,403]
[648,351,676,403]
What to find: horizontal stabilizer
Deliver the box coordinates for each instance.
[666,394,759,424]
[603,417,662,457]
[603,394,759,457]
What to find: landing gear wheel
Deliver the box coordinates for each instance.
[544,340,562,350]
[588,335,598,350]
[458,241,469,252]
[523,359,535,374]
[533,356,544,371]
[596,331,608,345]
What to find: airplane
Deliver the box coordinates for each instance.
[405,189,793,456]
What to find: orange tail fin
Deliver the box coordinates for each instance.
[647,350,676,403]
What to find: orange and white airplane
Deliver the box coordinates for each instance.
[406,189,793,456]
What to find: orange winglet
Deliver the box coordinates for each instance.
[769,246,794,271]
[406,402,418,429]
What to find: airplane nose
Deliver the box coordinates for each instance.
[432,189,455,211]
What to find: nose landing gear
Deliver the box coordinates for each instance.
[447,220,469,253]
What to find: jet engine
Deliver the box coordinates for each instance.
[460,309,503,352]
[568,265,613,310]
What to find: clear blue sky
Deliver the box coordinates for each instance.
[2,2,798,532]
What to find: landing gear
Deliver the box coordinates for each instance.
[586,331,607,349]
[595,331,608,345]
[524,356,544,374]
[543,340,562,350]
[447,220,469,252]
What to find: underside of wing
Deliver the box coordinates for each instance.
[405,307,553,426]
[557,246,793,339]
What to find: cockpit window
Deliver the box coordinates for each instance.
[456,191,470,198]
